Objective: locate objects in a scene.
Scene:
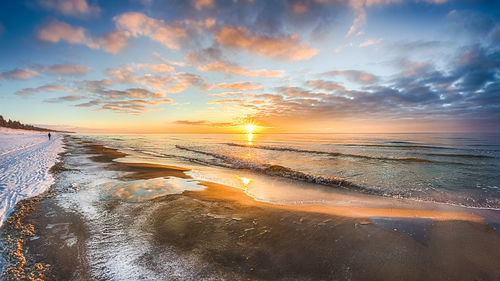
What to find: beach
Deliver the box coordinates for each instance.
[0,128,63,226]
[2,0,500,279]
[1,134,500,280]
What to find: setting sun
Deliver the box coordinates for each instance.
[245,124,256,133]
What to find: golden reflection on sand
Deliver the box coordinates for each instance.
[196,181,484,222]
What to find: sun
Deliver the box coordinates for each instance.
[245,124,256,133]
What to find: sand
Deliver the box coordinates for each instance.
[1,136,500,280]
[149,181,500,280]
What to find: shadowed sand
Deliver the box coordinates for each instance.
[2,136,500,280]
[149,181,500,280]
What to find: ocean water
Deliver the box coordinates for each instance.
[80,133,500,209]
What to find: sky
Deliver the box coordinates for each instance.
[0,0,499,133]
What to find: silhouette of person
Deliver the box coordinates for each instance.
[48,132,51,140]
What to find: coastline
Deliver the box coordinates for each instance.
[0,128,64,226]
[1,135,500,280]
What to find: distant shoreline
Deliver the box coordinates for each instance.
[0,125,74,134]
[0,115,74,133]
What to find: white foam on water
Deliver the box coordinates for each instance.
[51,138,229,280]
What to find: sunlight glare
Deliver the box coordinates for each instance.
[245,124,256,133]
[239,176,251,186]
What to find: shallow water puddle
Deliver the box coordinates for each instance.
[486,221,500,232]
[370,217,433,245]
[102,177,204,202]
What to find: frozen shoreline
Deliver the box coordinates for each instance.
[2,135,500,280]
[0,128,64,226]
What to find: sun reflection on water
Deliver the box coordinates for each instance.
[238,176,251,186]
[247,133,253,146]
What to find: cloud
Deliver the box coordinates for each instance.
[37,20,129,53]
[80,79,113,90]
[207,99,245,104]
[76,85,174,114]
[306,80,346,91]
[346,0,367,37]
[37,13,201,54]
[37,19,98,48]
[15,84,67,96]
[174,120,233,126]
[198,61,284,77]
[322,69,379,84]
[137,63,175,73]
[75,99,102,107]
[447,9,495,38]
[185,47,224,65]
[77,98,173,115]
[359,38,381,47]
[45,95,83,103]
[491,26,500,44]
[275,86,330,99]
[90,87,165,100]
[384,40,449,54]
[152,52,186,67]
[0,69,39,80]
[205,18,216,28]
[219,43,499,130]
[1,64,89,81]
[37,0,100,16]
[98,98,173,114]
[452,45,500,92]
[136,75,174,92]
[205,82,263,91]
[106,65,204,94]
[186,47,283,77]
[167,73,203,93]
[107,65,136,83]
[95,31,129,53]
[113,12,188,49]
[193,0,214,10]
[292,3,308,14]
[397,59,433,77]
[215,25,318,61]
[346,0,448,37]
[44,64,91,75]
[208,92,243,97]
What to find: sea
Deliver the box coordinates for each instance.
[80,133,500,210]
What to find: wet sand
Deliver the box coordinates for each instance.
[150,181,500,280]
[2,136,500,280]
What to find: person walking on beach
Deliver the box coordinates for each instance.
[48,132,51,140]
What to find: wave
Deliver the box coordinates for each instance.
[133,148,232,168]
[421,152,494,159]
[175,145,365,190]
[175,145,500,209]
[383,141,418,145]
[224,143,436,163]
[341,143,455,150]
[225,143,496,161]
[345,143,500,152]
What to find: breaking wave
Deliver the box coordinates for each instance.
[224,143,440,163]
[176,145,367,191]
[174,145,500,209]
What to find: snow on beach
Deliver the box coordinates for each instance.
[0,128,64,226]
